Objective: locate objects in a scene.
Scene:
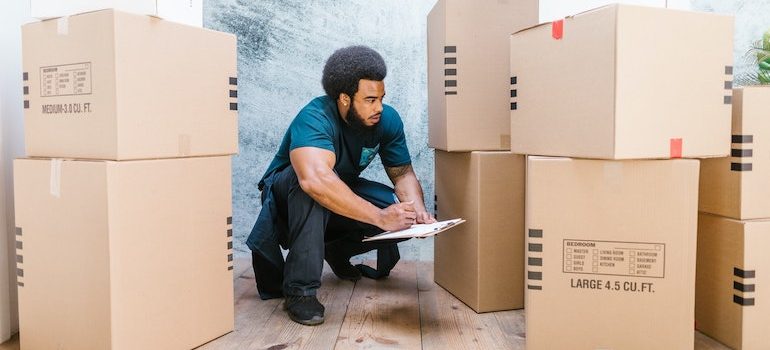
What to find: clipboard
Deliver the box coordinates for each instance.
[362,218,466,242]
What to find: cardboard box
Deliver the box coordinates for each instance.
[510,5,734,159]
[22,9,238,160]
[30,0,203,27]
[526,156,699,349]
[696,213,770,350]
[13,156,234,350]
[700,87,770,220]
[428,0,537,151]
[434,150,525,312]
[538,0,688,23]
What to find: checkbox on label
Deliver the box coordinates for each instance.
[567,248,573,253]
[630,257,635,262]
[592,267,598,272]
[567,254,572,259]
[566,260,572,265]
[566,266,572,271]
[592,261,598,266]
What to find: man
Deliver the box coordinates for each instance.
[246,45,435,326]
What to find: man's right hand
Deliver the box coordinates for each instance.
[377,201,417,231]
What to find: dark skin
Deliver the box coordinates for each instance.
[289,79,436,232]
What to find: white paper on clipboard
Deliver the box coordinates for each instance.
[362,218,465,242]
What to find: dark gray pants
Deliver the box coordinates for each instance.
[257,165,403,297]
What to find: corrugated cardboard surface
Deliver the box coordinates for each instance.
[30,0,203,27]
[539,0,671,23]
[526,156,698,349]
[434,151,525,312]
[700,87,770,219]
[22,9,237,160]
[510,4,733,159]
[428,0,537,151]
[696,213,770,350]
[13,156,234,350]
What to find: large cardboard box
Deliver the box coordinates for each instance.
[696,213,770,350]
[700,87,770,220]
[13,156,235,350]
[526,156,699,349]
[510,5,734,159]
[539,0,690,22]
[30,0,203,27]
[22,9,238,160]
[434,150,525,312]
[427,0,537,151]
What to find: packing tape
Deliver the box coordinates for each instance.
[50,159,63,198]
[500,134,511,149]
[178,134,191,156]
[551,19,564,40]
[57,16,69,35]
[670,138,682,158]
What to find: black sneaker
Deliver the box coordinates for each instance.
[283,295,325,326]
[326,255,362,282]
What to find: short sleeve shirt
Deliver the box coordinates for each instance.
[259,96,412,188]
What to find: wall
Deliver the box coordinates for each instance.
[691,0,770,86]
[204,0,438,257]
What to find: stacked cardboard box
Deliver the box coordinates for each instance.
[30,0,203,27]
[14,9,237,350]
[510,4,733,349]
[696,87,770,350]
[428,0,537,313]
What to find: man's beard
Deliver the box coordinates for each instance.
[347,103,379,134]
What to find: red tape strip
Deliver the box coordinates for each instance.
[552,19,564,40]
[670,138,682,158]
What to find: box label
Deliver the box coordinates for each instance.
[40,62,92,97]
[569,278,656,293]
[563,239,665,278]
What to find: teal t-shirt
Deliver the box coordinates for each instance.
[259,96,412,189]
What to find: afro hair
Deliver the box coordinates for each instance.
[321,45,387,101]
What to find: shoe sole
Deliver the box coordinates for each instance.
[328,266,362,282]
[287,312,325,326]
[283,301,325,326]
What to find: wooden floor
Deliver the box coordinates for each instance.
[0,258,730,350]
[194,258,729,350]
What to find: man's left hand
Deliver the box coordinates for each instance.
[415,211,437,224]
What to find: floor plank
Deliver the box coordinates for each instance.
[493,310,526,349]
[4,257,735,350]
[196,261,281,350]
[0,334,18,350]
[334,261,421,350]
[417,261,522,350]
[241,264,355,350]
[695,331,730,350]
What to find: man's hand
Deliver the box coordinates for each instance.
[415,211,436,224]
[385,164,435,226]
[377,201,416,231]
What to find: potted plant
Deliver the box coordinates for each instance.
[738,28,770,85]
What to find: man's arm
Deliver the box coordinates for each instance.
[385,164,436,224]
[290,146,417,231]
